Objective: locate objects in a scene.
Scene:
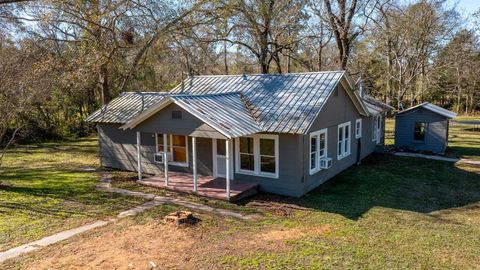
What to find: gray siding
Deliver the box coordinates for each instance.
[303,85,380,194]
[233,134,304,197]
[136,103,227,139]
[395,108,448,154]
[98,123,213,176]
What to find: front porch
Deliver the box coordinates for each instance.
[138,172,258,201]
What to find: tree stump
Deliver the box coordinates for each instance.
[164,211,198,226]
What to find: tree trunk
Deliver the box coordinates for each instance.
[99,64,110,105]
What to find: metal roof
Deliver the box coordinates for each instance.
[88,71,375,136]
[86,92,166,123]
[397,102,456,119]
[169,71,353,134]
[362,95,393,115]
[171,93,262,138]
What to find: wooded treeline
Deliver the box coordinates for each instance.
[0,0,479,151]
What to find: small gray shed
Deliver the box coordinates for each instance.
[395,102,456,154]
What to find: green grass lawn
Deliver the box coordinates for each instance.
[385,117,480,160]
[0,137,145,252]
[221,155,480,269]
[1,129,480,269]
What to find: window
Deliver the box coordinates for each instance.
[355,119,362,138]
[338,122,351,160]
[414,122,426,142]
[235,134,279,178]
[156,134,188,167]
[310,129,328,174]
[239,137,254,172]
[171,110,182,120]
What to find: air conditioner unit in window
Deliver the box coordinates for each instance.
[154,152,165,163]
[320,157,332,169]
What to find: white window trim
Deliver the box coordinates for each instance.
[355,119,362,139]
[309,128,328,175]
[155,133,189,167]
[337,121,351,160]
[235,134,279,179]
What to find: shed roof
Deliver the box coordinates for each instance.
[397,102,456,119]
[87,71,374,136]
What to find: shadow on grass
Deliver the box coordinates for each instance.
[446,146,480,158]
[247,154,480,220]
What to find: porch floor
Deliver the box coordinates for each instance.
[138,172,258,201]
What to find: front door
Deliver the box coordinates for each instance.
[214,139,227,178]
[213,138,234,179]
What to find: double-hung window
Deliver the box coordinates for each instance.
[337,122,351,160]
[236,134,279,178]
[156,134,188,167]
[355,119,362,138]
[310,129,328,174]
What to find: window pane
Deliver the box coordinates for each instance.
[338,127,343,141]
[345,125,349,139]
[260,139,275,156]
[240,154,254,171]
[172,135,186,147]
[239,137,254,154]
[319,133,325,149]
[414,122,425,141]
[345,138,349,153]
[260,156,276,173]
[216,139,226,155]
[157,134,164,152]
[311,153,317,170]
[311,136,317,153]
[338,141,342,155]
[319,149,325,157]
[172,147,187,162]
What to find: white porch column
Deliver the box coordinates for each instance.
[225,139,231,200]
[192,136,198,192]
[136,131,142,180]
[163,133,169,186]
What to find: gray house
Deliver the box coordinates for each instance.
[87,71,390,200]
[395,102,456,154]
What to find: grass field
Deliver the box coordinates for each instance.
[0,138,145,252]
[1,125,479,269]
[385,117,480,160]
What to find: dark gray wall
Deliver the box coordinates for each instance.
[394,108,448,154]
[303,85,380,194]
[98,123,213,175]
[232,134,304,197]
[136,103,227,139]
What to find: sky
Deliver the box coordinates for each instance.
[448,0,480,25]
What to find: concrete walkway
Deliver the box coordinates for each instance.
[0,173,258,263]
[0,221,110,262]
[393,152,480,166]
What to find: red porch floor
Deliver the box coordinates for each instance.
[138,172,258,201]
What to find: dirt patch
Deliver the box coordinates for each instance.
[9,211,332,270]
[21,221,198,270]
